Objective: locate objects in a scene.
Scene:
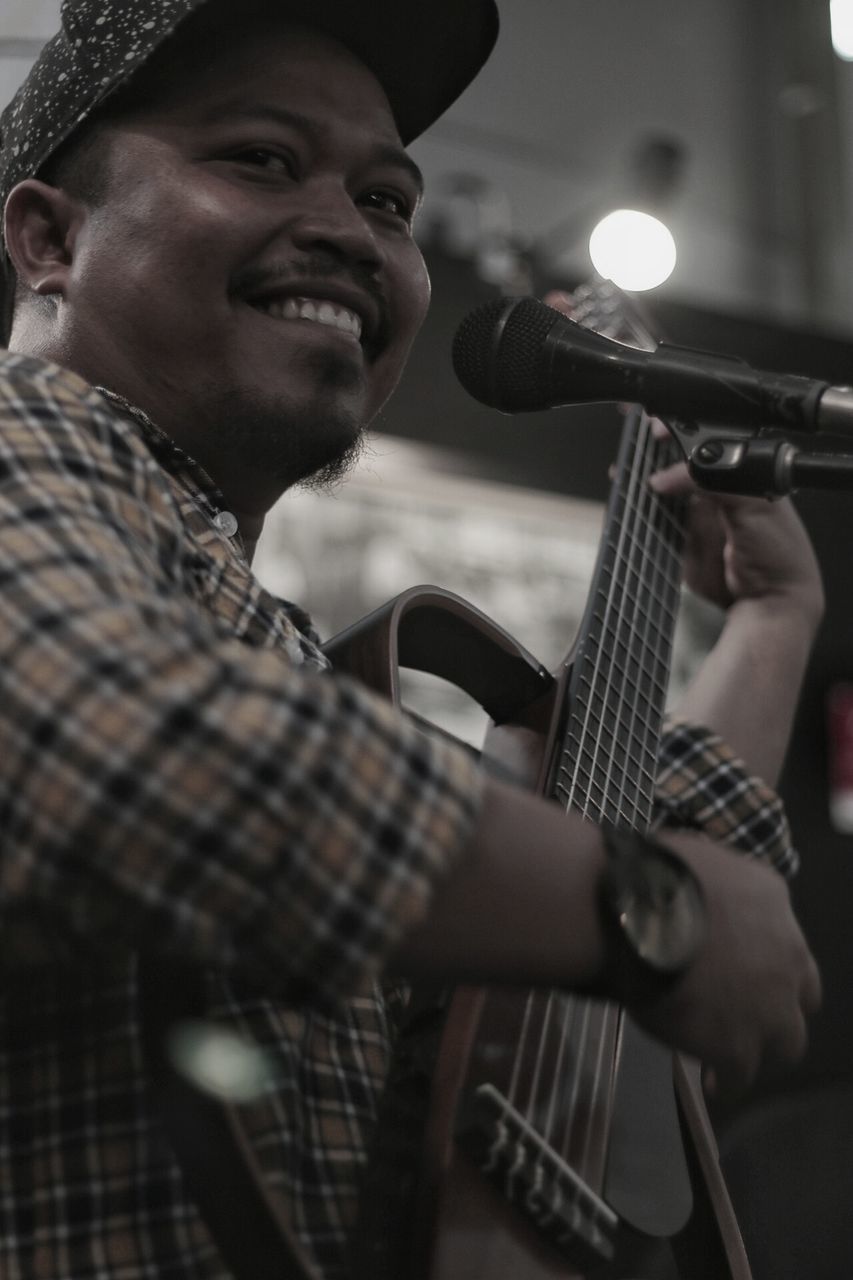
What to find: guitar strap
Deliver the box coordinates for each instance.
[138,955,320,1280]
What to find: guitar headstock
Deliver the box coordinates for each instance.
[557,277,683,475]
[560,276,661,354]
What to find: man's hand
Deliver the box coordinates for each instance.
[396,776,821,1101]
[628,831,822,1099]
[649,458,824,622]
[540,285,824,628]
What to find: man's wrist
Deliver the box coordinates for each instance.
[595,825,707,1006]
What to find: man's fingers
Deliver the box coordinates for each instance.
[541,289,573,314]
[648,459,693,493]
[706,958,818,1101]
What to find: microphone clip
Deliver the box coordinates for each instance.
[668,420,853,498]
[684,433,799,497]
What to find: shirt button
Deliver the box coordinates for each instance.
[214,510,239,537]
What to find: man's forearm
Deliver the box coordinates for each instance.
[672,593,822,785]
[389,776,607,988]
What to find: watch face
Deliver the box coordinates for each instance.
[613,844,705,974]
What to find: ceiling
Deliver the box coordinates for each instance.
[3,0,853,337]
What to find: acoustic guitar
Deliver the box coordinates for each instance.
[328,280,753,1280]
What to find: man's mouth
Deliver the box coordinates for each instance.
[249,294,364,343]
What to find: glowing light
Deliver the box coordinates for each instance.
[588,209,677,291]
[831,0,853,59]
[167,1020,280,1101]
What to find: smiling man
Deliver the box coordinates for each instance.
[5,6,435,547]
[0,2,827,1278]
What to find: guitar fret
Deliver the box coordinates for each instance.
[564,726,661,774]
[564,449,684,817]
[573,673,671,720]
[558,748,657,795]
[582,641,669,688]
[590,598,679,640]
[589,593,679,634]
[575,662,670,694]
[558,742,655,798]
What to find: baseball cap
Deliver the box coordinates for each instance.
[0,0,500,342]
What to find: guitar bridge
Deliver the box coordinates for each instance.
[455,1082,619,1269]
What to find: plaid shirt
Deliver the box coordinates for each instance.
[0,352,795,1280]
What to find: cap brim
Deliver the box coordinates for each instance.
[272,0,498,145]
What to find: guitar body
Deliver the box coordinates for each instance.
[418,1038,750,1280]
[326,586,750,1280]
[327,282,754,1280]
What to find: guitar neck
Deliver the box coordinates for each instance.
[553,404,687,830]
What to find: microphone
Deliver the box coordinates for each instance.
[452,296,853,434]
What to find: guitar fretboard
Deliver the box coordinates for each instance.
[550,284,688,830]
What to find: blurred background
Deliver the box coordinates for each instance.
[4,2,853,1273]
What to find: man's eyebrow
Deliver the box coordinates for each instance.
[370,144,424,197]
[200,101,424,194]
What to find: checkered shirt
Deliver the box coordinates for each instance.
[654,718,798,878]
[0,352,484,1280]
[0,352,796,1280]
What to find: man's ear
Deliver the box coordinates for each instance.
[3,179,85,300]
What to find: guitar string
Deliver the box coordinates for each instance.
[524,412,686,1195]
[517,411,650,1191]
[540,991,578,1148]
[464,286,688,1233]
[577,1001,618,1184]
[554,305,686,1208]
[559,410,659,822]
[534,418,651,1175]
[521,989,557,1133]
[606,415,681,831]
[505,309,640,1153]
[554,997,594,1169]
[503,287,688,1219]
[567,414,684,1184]
[554,411,662,1182]
[563,421,653,1190]
[506,986,539,1110]
[582,410,661,828]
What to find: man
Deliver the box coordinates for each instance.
[0,1,823,1277]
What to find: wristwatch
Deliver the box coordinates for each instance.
[597,825,707,1004]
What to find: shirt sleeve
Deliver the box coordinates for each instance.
[0,356,484,1003]
[653,716,798,878]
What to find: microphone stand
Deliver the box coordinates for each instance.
[665,420,853,497]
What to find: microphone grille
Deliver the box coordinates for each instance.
[452,296,560,410]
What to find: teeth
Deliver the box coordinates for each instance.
[253,294,363,340]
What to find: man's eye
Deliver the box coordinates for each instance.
[232,148,296,176]
[361,189,413,222]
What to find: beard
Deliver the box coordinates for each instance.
[206,347,369,494]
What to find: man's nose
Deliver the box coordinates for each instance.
[289,182,383,272]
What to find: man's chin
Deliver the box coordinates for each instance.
[206,370,368,490]
[249,413,365,492]
[296,426,367,493]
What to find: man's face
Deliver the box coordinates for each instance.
[60,22,431,505]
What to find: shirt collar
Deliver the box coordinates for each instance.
[94,385,249,560]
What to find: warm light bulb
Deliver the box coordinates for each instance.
[831,0,853,59]
[588,209,677,291]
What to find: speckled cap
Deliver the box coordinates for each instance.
[0,0,499,341]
